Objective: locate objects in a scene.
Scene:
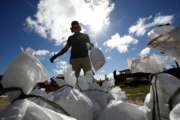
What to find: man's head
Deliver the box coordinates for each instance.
[70,20,81,33]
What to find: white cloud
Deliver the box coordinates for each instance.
[103,33,138,53]
[53,60,68,74]
[129,18,147,36]
[129,15,174,37]
[139,47,151,57]
[33,49,50,56]
[26,0,114,45]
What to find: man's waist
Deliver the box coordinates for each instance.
[70,54,89,59]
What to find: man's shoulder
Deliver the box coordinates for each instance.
[68,34,74,39]
[79,33,89,39]
[81,33,88,37]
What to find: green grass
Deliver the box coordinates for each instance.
[0,96,10,111]
[119,83,150,105]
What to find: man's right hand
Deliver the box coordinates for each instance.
[50,56,56,63]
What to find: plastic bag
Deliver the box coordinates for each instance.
[89,47,105,71]
[148,26,180,64]
[146,73,180,120]
[0,99,76,120]
[53,88,94,120]
[2,50,48,99]
[148,25,175,40]
[63,65,77,87]
[83,89,113,110]
[170,103,180,120]
[77,71,98,90]
[109,87,127,101]
[30,88,54,108]
[101,78,115,92]
[129,55,168,73]
[97,101,146,120]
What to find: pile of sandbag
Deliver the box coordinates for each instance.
[0,49,76,120]
[0,50,134,120]
[4,48,180,120]
[143,73,180,120]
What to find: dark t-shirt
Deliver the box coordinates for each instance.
[67,33,91,59]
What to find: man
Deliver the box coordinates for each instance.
[50,21,93,78]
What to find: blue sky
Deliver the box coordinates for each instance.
[1,0,180,78]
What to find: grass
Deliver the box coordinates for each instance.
[0,96,10,111]
[119,83,150,105]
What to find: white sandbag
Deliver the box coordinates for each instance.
[53,87,94,120]
[101,78,115,92]
[144,92,151,107]
[0,49,74,120]
[64,65,77,87]
[138,93,151,120]
[97,100,146,120]
[146,73,180,120]
[148,26,180,64]
[83,89,113,119]
[170,103,180,120]
[53,74,67,87]
[83,89,113,110]
[30,88,54,108]
[109,87,127,101]
[129,55,168,73]
[148,25,175,40]
[89,47,105,71]
[0,99,76,120]
[2,49,48,99]
[77,71,100,90]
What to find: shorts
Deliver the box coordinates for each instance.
[70,57,92,78]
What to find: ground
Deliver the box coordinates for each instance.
[119,83,150,105]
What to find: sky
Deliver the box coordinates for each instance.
[0,0,180,78]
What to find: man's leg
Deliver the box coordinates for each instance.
[70,59,81,78]
[80,57,92,75]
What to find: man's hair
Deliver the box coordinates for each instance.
[70,20,81,32]
[71,21,79,26]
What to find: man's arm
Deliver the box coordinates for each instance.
[50,43,70,63]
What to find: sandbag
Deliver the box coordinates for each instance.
[109,87,127,101]
[97,101,146,120]
[148,26,180,64]
[89,47,105,71]
[63,65,77,87]
[146,73,180,120]
[0,99,76,120]
[101,78,115,92]
[128,55,168,73]
[170,103,180,120]
[53,87,94,120]
[2,50,48,99]
[148,25,175,40]
[144,92,151,107]
[30,88,54,108]
[83,89,113,110]
[77,71,100,91]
